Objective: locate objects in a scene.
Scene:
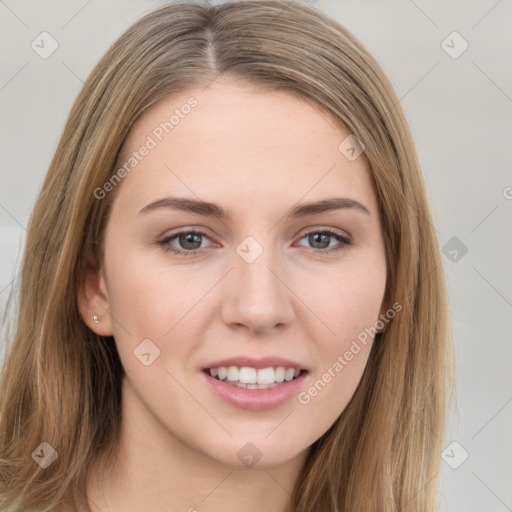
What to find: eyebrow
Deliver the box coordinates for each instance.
[138,196,371,219]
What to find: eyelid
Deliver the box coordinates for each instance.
[295,225,352,242]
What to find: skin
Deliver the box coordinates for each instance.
[79,77,388,512]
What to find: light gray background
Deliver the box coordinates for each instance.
[0,0,511,510]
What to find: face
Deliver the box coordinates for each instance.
[81,77,387,468]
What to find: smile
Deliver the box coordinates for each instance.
[206,366,303,389]
[202,367,308,411]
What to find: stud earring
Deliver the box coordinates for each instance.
[92,314,100,324]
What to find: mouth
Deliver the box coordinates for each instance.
[203,366,306,389]
[201,356,309,410]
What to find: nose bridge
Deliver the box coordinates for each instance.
[222,235,294,332]
[237,240,279,298]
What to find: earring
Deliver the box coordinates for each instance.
[92,314,100,324]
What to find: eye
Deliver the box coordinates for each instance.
[157,228,352,257]
[157,230,213,256]
[295,229,352,254]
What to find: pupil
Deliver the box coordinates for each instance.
[180,233,201,250]
[310,233,329,249]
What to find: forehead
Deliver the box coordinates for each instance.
[113,78,377,214]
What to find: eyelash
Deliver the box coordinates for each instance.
[157,228,352,256]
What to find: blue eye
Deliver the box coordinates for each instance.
[157,228,352,256]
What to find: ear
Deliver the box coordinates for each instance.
[77,249,114,336]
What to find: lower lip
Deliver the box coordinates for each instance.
[202,371,308,411]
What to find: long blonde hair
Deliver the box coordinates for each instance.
[0,1,452,510]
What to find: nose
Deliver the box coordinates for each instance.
[221,244,295,336]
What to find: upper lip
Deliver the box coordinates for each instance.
[203,356,307,371]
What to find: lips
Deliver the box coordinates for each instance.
[201,356,309,411]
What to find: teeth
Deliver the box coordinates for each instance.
[239,367,257,384]
[284,368,295,381]
[208,365,303,385]
[257,367,276,385]
[227,366,239,381]
[232,382,280,389]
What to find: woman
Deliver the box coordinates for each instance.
[0,1,452,510]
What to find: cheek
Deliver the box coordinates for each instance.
[102,243,221,383]
[104,246,204,334]
[295,261,385,409]
[333,272,385,338]
[301,259,386,345]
